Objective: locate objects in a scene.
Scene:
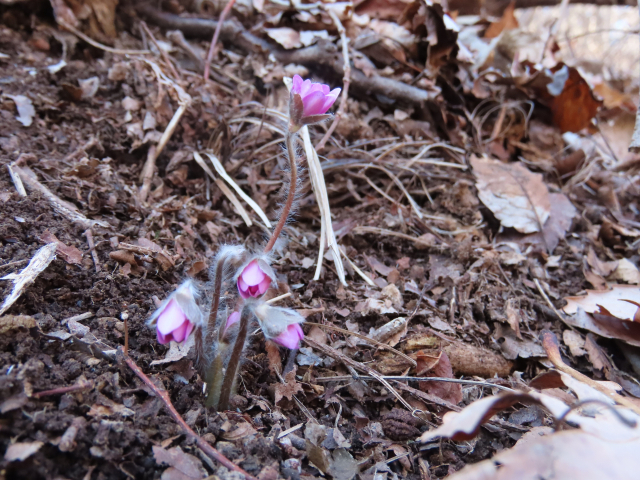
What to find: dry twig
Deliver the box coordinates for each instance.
[123,353,258,480]
[56,19,151,55]
[33,380,94,398]
[304,337,417,414]
[136,5,436,105]
[305,322,416,367]
[83,228,100,273]
[203,0,236,81]
[315,8,350,151]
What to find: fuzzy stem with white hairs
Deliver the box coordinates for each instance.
[204,248,243,408]
[217,305,251,411]
[264,131,297,253]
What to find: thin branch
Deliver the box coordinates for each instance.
[123,354,258,480]
[56,20,151,55]
[140,21,181,80]
[304,337,417,414]
[33,380,94,398]
[136,5,436,105]
[203,0,237,81]
[315,8,350,151]
[83,228,100,273]
[305,321,416,367]
[313,375,515,392]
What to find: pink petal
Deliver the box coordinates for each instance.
[237,278,250,299]
[304,83,325,97]
[292,75,303,94]
[299,79,313,97]
[273,324,304,350]
[321,88,340,112]
[302,91,330,116]
[321,84,330,95]
[157,300,187,335]
[225,311,241,330]
[157,330,168,344]
[171,319,191,343]
[257,276,271,295]
[241,260,266,287]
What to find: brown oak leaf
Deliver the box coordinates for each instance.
[274,368,303,404]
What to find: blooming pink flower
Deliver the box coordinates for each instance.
[291,75,341,117]
[156,299,194,344]
[272,323,304,350]
[237,260,272,299]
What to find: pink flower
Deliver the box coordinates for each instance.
[237,260,272,299]
[148,280,202,345]
[156,299,194,344]
[272,324,304,350]
[291,75,341,117]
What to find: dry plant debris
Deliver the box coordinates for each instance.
[1,0,640,479]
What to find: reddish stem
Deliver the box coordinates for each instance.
[203,0,237,81]
[217,307,250,411]
[264,131,297,253]
[124,355,258,480]
[33,381,94,398]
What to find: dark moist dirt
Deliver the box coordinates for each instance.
[0,9,613,480]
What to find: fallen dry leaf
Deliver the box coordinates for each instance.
[609,259,640,285]
[152,445,206,479]
[545,64,602,133]
[0,314,36,334]
[78,77,100,99]
[471,155,551,234]
[498,192,576,253]
[563,329,586,357]
[0,243,57,315]
[274,369,303,404]
[484,1,518,39]
[6,94,35,127]
[419,351,463,405]
[266,28,329,49]
[221,422,257,441]
[430,371,640,480]
[150,334,195,366]
[563,307,640,348]
[40,230,83,265]
[4,441,44,462]
[563,285,640,321]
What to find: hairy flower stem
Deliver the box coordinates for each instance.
[217,307,251,410]
[205,342,227,408]
[204,257,229,408]
[264,130,297,253]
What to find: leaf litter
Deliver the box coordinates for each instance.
[0,1,640,479]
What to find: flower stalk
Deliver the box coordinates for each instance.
[203,257,227,408]
[264,130,298,254]
[217,306,251,411]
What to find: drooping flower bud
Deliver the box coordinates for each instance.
[236,258,275,299]
[252,303,305,350]
[289,75,341,132]
[224,311,240,331]
[148,280,202,345]
[272,323,305,350]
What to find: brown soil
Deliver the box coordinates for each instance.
[0,5,637,480]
